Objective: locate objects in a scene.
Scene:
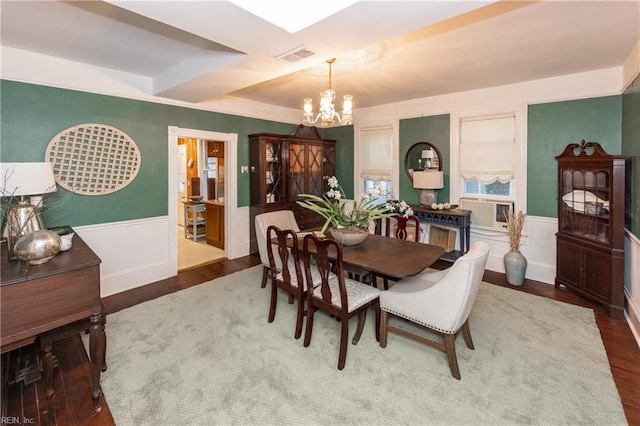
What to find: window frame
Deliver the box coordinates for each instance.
[450,105,527,211]
[354,123,398,203]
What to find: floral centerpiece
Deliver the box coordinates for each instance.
[297,177,395,237]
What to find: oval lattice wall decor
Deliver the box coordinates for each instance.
[45,124,141,195]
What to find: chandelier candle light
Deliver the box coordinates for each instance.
[303,59,353,127]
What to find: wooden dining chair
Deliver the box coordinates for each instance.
[266,225,322,339]
[384,214,421,242]
[378,214,421,289]
[302,234,381,370]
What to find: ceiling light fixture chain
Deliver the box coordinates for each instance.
[303,58,353,127]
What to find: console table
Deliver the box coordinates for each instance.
[411,206,472,262]
[1,230,105,413]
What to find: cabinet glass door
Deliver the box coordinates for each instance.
[265,141,284,204]
[560,168,610,243]
[288,142,324,200]
[307,143,324,195]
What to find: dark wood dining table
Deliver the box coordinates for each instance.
[291,232,445,284]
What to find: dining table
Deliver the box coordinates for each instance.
[292,232,445,285]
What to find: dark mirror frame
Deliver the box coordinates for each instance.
[404,142,442,182]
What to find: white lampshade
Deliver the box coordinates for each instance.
[0,162,57,197]
[413,171,443,189]
[421,149,434,159]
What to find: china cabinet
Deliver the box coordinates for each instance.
[555,140,625,319]
[249,126,335,253]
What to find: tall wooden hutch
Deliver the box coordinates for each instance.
[555,141,625,319]
[249,126,336,253]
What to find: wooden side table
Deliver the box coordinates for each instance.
[1,229,105,413]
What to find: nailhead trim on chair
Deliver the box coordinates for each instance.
[381,307,460,335]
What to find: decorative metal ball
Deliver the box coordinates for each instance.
[14,230,62,265]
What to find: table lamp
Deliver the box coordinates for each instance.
[413,170,443,206]
[421,149,434,169]
[1,162,57,260]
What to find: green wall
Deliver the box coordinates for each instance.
[527,96,622,218]
[399,115,451,204]
[622,75,640,238]
[3,79,634,235]
[0,80,296,227]
[319,125,355,198]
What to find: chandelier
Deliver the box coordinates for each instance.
[302,59,353,126]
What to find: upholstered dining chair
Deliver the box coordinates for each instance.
[255,210,300,289]
[377,214,422,289]
[302,234,381,370]
[266,225,322,339]
[379,241,489,379]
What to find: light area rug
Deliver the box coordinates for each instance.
[94,266,626,426]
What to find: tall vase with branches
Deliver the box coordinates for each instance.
[504,210,527,286]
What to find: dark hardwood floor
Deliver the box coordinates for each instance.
[2,255,639,425]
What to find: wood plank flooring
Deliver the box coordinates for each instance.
[2,255,638,425]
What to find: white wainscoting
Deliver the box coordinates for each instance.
[625,231,640,346]
[73,206,252,298]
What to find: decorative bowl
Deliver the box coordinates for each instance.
[14,230,62,265]
[328,227,369,246]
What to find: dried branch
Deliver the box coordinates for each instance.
[504,210,526,252]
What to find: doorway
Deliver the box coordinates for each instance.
[168,127,239,275]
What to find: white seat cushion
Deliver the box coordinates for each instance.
[276,257,324,290]
[312,277,380,313]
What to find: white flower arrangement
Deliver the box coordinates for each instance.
[297,176,400,233]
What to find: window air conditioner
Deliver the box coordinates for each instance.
[459,198,514,230]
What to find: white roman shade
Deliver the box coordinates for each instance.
[359,127,392,180]
[460,115,515,183]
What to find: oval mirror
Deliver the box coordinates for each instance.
[404,142,442,181]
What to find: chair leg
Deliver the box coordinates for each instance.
[294,294,304,340]
[352,310,368,345]
[379,310,388,348]
[267,281,278,323]
[260,266,269,288]
[338,314,349,370]
[461,319,475,350]
[374,302,381,342]
[303,307,314,347]
[444,333,461,380]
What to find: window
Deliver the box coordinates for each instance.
[460,114,515,198]
[359,127,393,203]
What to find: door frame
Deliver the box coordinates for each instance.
[168,126,239,274]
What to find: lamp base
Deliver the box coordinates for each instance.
[419,190,438,207]
[5,201,45,261]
